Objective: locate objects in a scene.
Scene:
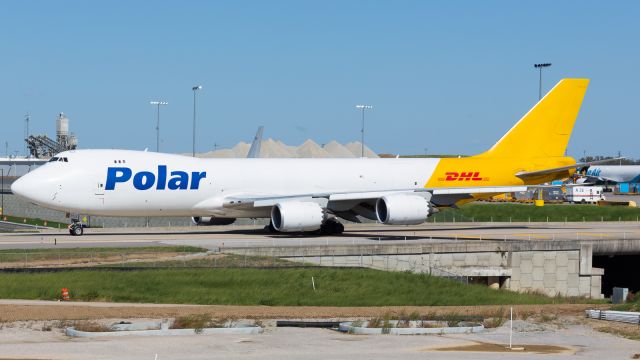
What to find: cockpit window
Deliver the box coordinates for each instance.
[62,157,68,162]
[48,157,59,162]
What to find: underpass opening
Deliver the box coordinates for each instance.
[593,255,640,297]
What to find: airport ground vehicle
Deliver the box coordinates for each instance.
[566,186,605,204]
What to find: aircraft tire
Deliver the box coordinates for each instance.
[320,219,344,235]
[70,224,83,236]
[264,221,277,233]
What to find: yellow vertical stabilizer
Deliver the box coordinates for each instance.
[478,78,589,158]
[425,78,590,190]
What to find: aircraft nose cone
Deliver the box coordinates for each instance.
[11,173,40,202]
[10,176,28,198]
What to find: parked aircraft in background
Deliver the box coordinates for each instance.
[246,126,264,158]
[12,79,591,236]
[578,165,640,184]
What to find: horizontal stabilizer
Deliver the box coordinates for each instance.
[516,158,625,179]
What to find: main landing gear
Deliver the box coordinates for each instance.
[68,218,83,236]
[318,218,344,235]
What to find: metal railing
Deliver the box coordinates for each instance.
[586,309,640,324]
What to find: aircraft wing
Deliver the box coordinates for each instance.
[220,185,528,209]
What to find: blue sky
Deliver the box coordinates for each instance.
[1,1,638,158]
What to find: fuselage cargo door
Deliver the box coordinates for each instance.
[95,181,105,196]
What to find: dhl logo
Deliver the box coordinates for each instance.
[439,172,488,182]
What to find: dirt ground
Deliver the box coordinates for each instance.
[0,302,637,360]
[0,315,638,360]
[0,252,211,268]
[0,300,607,322]
[583,317,640,340]
[426,341,574,354]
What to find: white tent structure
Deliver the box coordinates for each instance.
[195,139,378,158]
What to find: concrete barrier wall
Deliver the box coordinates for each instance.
[262,244,604,299]
[508,250,591,297]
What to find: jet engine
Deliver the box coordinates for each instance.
[191,216,236,226]
[376,194,430,225]
[271,202,324,232]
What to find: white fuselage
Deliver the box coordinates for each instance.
[11,149,439,217]
[584,165,640,183]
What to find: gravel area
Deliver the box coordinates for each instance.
[0,317,638,360]
[0,300,634,359]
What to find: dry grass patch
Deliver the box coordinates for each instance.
[71,321,112,332]
[171,314,239,333]
[587,319,640,341]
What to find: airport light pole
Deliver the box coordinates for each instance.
[24,113,30,156]
[192,85,202,157]
[149,101,168,152]
[355,105,373,157]
[1,168,3,217]
[534,63,552,100]
[618,150,622,165]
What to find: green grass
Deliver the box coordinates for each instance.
[0,267,591,306]
[611,294,640,312]
[1,215,68,229]
[430,203,640,222]
[0,246,207,263]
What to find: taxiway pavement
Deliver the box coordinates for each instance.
[0,222,638,250]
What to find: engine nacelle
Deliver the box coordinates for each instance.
[271,202,324,232]
[376,194,430,225]
[191,216,236,226]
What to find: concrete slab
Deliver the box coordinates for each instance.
[532,267,545,281]
[567,259,579,274]
[1,222,640,254]
[0,318,638,360]
[520,259,533,274]
[533,253,545,267]
[544,259,556,274]
[543,274,557,288]
[556,267,568,281]
[579,277,591,295]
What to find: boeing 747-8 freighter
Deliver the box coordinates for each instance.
[12,79,591,236]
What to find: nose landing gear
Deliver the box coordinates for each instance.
[68,218,84,236]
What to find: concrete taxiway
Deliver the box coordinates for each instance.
[0,222,639,250]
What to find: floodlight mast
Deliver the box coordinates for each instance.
[534,63,552,100]
[355,105,373,158]
[192,85,202,157]
[149,101,168,152]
